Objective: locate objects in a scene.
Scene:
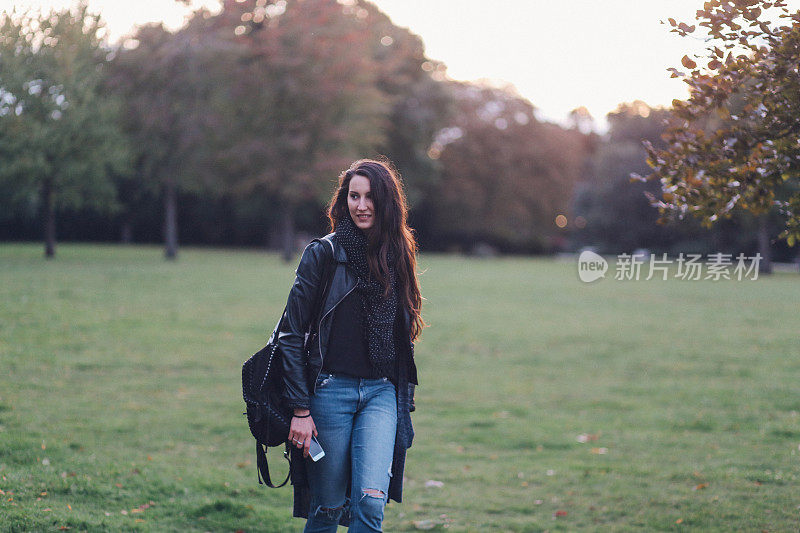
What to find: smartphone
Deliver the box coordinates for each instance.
[308,435,325,462]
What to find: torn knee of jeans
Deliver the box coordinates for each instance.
[313,502,347,521]
[360,488,386,501]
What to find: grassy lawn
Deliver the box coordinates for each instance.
[1,243,799,532]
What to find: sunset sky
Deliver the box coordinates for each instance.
[10,0,712,127]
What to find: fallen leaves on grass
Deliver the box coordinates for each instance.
[424,480,443,488]
[590,447,609,455]
[576,432,600,443]
[554,510,568,518]
[676,518,684,524]
[125,501,156,515]
[412,515,453,530]
[693,483,708,491]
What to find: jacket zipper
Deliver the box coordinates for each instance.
[311,269,356,395]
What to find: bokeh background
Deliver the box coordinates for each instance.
[2,1,800,531]
[3,0,799,265]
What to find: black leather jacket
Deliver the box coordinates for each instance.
[279,233,418,411]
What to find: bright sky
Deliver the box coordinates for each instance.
[9,0,713,126]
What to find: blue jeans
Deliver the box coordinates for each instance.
[303,371,397,533]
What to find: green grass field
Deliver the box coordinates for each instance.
[1,243,799,532]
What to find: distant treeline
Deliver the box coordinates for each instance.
[0,0,795,262]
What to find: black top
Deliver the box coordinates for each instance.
[323,289,401,385]
[323,290,372,378]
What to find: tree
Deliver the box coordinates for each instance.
[571,102,683,253]
[212,0,388,261]
[0,2,130,258]
[642,0,800,254]
[107,15,235,259]
[356,1,453,238]
[431,81,591,252]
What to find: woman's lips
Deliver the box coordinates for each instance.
[357,214,371,220]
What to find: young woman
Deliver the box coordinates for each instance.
[279,158,424,532]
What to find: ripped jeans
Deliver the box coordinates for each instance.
[303,371,397,533]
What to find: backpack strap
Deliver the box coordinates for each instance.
[256,236,336,488]
[305,235,336,342]
[269,235,336,345]
[256,441,291,488]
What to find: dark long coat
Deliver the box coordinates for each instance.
[279,234,418,527]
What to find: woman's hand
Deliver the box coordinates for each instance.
[288,408,317,458]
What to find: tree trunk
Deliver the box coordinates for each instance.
[757,214,772,275]
[120,218,133,244]
[281,201,295,263]
[42,178,56,259]
[164,179,178,260]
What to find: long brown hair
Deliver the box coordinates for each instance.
[327,157,425,341]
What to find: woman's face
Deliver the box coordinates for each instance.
[348,174,374,232]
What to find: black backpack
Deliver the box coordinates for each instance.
[242,236,335,487]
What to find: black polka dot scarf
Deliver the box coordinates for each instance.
[334,214,398,378]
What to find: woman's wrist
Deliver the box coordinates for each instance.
[293,408,311,418]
